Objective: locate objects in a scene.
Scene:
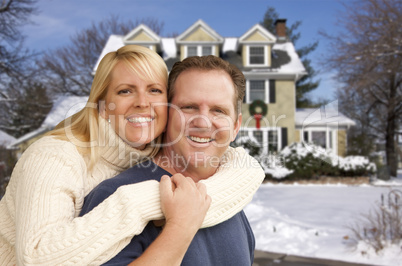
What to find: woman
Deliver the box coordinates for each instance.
[0,45,264,265]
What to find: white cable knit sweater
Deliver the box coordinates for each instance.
[0,118,265,265]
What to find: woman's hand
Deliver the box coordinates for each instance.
[160,174,211,234]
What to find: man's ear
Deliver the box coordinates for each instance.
[232,113,242,141]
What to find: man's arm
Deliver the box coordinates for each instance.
[128,174,211,266]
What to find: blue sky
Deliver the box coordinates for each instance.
[22,0,346,100]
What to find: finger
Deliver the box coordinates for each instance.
[160,175,173,198]
[170,173,185,187]
[196,182,208,195]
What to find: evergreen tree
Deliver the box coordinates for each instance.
[261,7,319,107]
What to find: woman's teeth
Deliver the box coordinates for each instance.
[128,117,153,123]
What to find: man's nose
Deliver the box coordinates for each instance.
[190,114,212,129]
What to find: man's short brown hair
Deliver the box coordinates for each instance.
[168,55,245,116]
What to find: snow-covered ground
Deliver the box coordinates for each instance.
[245,170,402,266]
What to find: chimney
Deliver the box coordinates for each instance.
[274,19,287,41]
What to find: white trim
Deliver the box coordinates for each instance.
[246,45,268,67]
[239,127,281,153]
[300,127,338,155]
[184,44,215,58]
[176,19,223,44]
[239,24,277,44]
[246,79,270,103]
[123,24,160,44]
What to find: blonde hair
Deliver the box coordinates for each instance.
[47,45,168,169]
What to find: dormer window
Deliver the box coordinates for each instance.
[247,46,267,66]
[186,45,214,57]
[249,46,265,64]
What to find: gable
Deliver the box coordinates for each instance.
[123,24,160,44]
[183,26,217,42]
[176,19,223,44]
[126,31,155,42]
[239,24,277,44]
[244,30,275,42]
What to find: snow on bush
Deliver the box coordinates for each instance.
[232,137,376,180]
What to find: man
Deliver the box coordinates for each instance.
[80,55,260,265]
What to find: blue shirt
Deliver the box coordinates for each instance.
[80,160,255,265]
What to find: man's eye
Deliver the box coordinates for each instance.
[214,109,225,114]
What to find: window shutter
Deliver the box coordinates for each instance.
[281,127,288,149]
[269,80,276,103]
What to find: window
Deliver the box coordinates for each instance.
[185,45,214,57]
[202,46,212,55]
[187,46,198,57]
[246,79,275,104]
[311,131,326,148]
[302,129,336,153]
[236,128,282,154]
[268,130,278,151]
[249,46,265,65]
[249,80,265,102]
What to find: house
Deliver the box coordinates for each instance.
[95,19,354,156]
[9,19,355,157]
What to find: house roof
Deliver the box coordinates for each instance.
[295,107,356,128]
[92,20,306,76]
[8,95,88,149]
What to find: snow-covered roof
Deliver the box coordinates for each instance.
[273,42,306,75]
[93,35,125,73]
[223,38,238,53]
[42,95,88,127]
[0,130,16,146]
[8,95,88,149]
[296,107,356,128]
[161,38,177,59]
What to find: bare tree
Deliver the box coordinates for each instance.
[0,0,37,99]
[322,0,402,176]
[38,16,164,96]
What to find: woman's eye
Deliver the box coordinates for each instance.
[118,89,130,95]
[150,88,163,94]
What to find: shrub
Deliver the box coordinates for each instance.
[347,189,402,254]
[233,138,376,181]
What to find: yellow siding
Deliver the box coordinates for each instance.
[241,80,295,144]
[127,31,154,42]
[294,129,300,142]
[214,45,219,57]
[183,26,216,41]
[245,31,270,42]
[337,130,347,157]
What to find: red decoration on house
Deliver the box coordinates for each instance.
[254,114,262,129]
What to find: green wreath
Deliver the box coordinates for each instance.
[249,99,268,116]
